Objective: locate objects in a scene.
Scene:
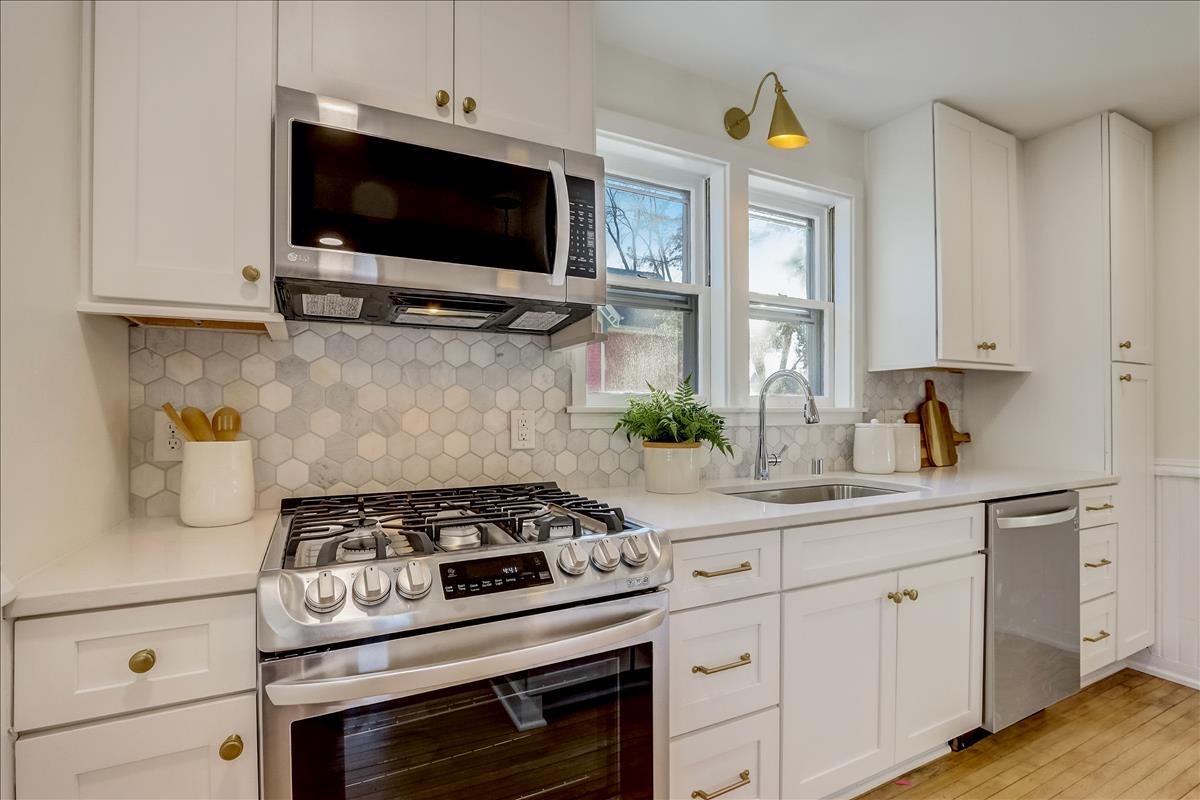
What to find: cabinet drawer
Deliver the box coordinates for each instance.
[1080,525,1117,602]
[14,594,255,731]
[670,595,780,736]
[671,531,780,611]
[1080,594,1117,677]
[670,707,780,800]
[1078,487,1118,528]
[16,692,257,800]
[782,505,984,589]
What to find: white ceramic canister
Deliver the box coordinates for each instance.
[853,419,896,474]
[180,440,256,527]
[642,441,702,494]
[893,423,922,472]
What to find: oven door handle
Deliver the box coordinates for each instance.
[549,158,570,287]
[264,606,666,707]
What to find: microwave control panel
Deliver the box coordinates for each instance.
[439,552,554,599]
[565,176,598,279]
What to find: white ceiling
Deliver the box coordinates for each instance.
[595,0,1200,137]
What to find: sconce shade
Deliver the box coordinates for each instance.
[767,89,809,149]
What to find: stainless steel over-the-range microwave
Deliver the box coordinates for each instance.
[273,87,606,335]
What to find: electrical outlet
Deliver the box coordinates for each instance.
[510,409,535,450]
[153,411,186,462]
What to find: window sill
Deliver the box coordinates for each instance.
[565,406,867,430]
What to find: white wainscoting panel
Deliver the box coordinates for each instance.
[1129,462,1200,688]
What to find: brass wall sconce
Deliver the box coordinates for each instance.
[724,71,810,149]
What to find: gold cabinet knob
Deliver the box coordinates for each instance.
[218,734,244,761]
[1119,340,1132,349]
[902,588,919,601]
[462,96,477,114]
[128,648,156,674]
[887,591,904,604]
[1119,373,1132,382]
[241,265,261,282]
[434,89,450,108]
[976,342,990,350]
[990,342,998,350]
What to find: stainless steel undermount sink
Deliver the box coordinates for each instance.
[727,483,903,505]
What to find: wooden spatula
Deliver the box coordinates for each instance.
[180,406,216,441]
[161,403,195,442]
[211,406,241,441]
[919,379,958,467]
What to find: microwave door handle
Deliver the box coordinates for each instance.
[993,507,1078,529]
[548,159,570,286]
[264,606,665,707]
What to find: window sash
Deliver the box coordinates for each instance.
[748,301,826,397]
[603,173,696,286]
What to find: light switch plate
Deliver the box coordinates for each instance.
[510,410,535,450]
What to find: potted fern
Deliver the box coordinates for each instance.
[614,378,734,494]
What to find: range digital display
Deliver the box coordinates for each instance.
[439,552,554,599]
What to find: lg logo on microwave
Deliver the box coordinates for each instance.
[286,251,312,263]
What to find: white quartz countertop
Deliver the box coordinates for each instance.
[591,466,1116,541]
[9,511,277,618]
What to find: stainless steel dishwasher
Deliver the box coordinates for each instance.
[983,491,1080,732]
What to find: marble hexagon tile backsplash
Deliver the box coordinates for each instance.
[127,323,963,516]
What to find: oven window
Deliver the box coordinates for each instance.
[290,121,557,274]
[289,643,654,800]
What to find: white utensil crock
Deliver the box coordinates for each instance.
[853,419,896,474]
[642,442,701,494]
[180,440,255,527]
[894,423,922,472]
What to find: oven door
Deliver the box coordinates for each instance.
[259,591,667,800]
[274,87,601,307]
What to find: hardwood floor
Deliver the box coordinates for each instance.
[855,669,1200,800]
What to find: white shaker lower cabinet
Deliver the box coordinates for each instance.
[893,555,985,762]
[16,693,257,800]
[670,708,780,800]
[1113,364,1155,658]
[781,554,985,799]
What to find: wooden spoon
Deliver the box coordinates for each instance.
[161,403,194,442]
[211,406,241,442]
[180,406,216,441]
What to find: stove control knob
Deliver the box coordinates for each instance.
[352,565,391,606]
[591,539,621,572]
[395,560,433,600]
[620,536,649,567]
[304,570,347,614]
[557,541,588,576]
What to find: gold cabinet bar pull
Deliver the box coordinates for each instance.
[1119,373,1132,382]
[1082,630,1111,643]
[887,591,904,604]
[1084,558,1112,568]
[976,342,990,350]
[128,648,156,674]
[902,588,919,601]
[1085,503,1114,511]
[693,561,752,578]
[692,653,752,675]
[691,770,751,799]
[218,734,244,761]
[1119,340,1132,349]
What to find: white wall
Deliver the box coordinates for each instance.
[1152,116,1199,462]
[1,2,130,794]
[595,43,866,185]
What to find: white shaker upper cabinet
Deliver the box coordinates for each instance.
[453,0,595,153]
[277,1,455,122]
[1112,364,1155,658]
[866,103,1022,372]
[1108,113,1154,365]
[90,0,273,310]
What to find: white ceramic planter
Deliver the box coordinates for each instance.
[642,442,702,494]
[180,440,255,527]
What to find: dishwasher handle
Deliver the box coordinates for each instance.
[993,507,1078,529]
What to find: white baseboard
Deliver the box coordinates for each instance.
[826,744,950,800]
[1127,653,1200,690]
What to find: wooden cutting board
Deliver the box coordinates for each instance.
[919,379,957,466]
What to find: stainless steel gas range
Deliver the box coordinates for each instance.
[256,482,672,800]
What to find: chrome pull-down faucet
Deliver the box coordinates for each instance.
[754,369,820,480]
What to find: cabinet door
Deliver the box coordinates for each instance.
[1113,364,1155,658]
[894,554,985,762]
[453,0,595,153]
[278,1,454,120]
[1109,113,1154,364]
[933,104,1018,364]
[670,708,781,800]
[781,573,897,800]
[16,693,256,799]
[91,1,272,309]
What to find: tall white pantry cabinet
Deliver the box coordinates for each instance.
[965,111,1156,671]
